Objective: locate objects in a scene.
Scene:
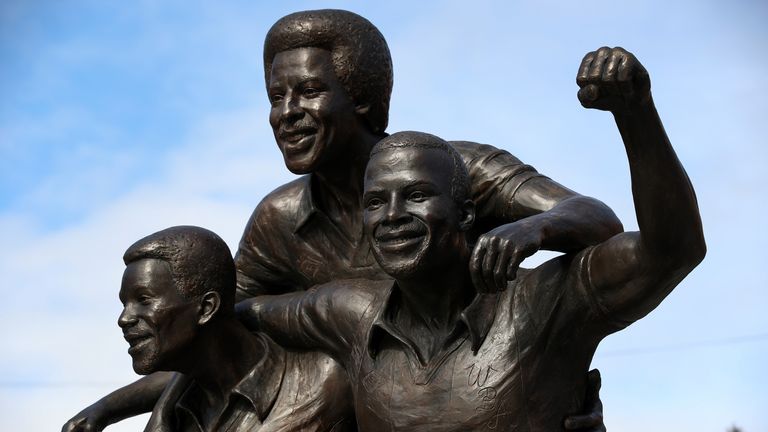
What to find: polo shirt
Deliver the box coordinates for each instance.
[250,247,632,431]
[155,333,354,432]
[234,141,542,299]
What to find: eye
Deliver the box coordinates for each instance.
[138,295,153,306]
[269,93,284,105]
[408,191,428,202]
[366,197,384,210]
[303,87,320,98]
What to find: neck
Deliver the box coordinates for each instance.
[396,245,474,331]
[313,131,381,226]
[177,319,263,404]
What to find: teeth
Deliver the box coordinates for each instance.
[379,234,423,245]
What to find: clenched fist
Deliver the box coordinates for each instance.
[577,47,651,113]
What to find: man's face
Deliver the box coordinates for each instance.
[363,147,466,279]
[268,47,361,174]
[118,259,199,375]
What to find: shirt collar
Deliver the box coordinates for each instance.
[176,333,287,424]
[232,334,287,421]
[366,281,500,358]
[293,174,318,234]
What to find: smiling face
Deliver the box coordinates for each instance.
[363,146,472,280]
[267,47,364,174]
[118,259,199,375]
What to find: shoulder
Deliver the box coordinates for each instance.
[308,278,391,319]
[513,249,592,328]
[449,140,523,164]
[247,175,311,225]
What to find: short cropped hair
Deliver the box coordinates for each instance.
[370,131,470,205]
[123,226,236,315]
[264,9,393,135]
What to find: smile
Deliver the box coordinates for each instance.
[375,230,426,252]
[280,127,316,147]
[124,333,153,353]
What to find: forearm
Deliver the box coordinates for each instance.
[93,372,172,425]
[526,194,622,252]
[614,98,705,263]
[236,293,331,352]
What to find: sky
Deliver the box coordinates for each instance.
[1,0,766,431]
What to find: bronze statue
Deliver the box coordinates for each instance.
[118,226,352,431]
[64,9,627,432]
[238,122,703,429]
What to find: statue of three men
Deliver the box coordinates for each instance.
[62,9,704,432]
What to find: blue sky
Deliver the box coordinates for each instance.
[1,1,766,431]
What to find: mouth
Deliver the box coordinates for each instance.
[123,333,153,354]
[375,230,426,252]
[279,128,317,151]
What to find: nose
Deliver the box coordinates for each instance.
[118,305,137,329]
[384,193,410,225]
[276,94,303,124]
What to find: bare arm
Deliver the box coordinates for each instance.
[579,47,706,321]
[236,281,377,361]
[468,146,623,295]
[62,372,172,432]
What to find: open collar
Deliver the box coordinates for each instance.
[175,333,287,425]
[365,281,500,358]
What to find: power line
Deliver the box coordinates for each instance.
[598,332,768,357]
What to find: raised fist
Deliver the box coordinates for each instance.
[577,47,651,113]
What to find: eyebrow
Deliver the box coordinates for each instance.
[269,76,325,90]
[363,179,438,195]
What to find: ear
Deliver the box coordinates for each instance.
[197,291,221,325]
[458,199,476,232]
[355,103,370,116]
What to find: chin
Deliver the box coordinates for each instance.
[378,254,426,280]
[129,349,161,375]
[131,358,157,375]
[283,155,320,174]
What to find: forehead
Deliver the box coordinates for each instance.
[365,146,453,189]
[269,47,336,84]
[121,258,174,294]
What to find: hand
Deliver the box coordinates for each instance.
[469,221,542,293]
[62,403,108,432]
[577,47,651,114]
[564,369,606,432]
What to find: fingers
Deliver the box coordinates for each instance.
[588,47,611,82]
[564,369,606,430]
[492,241,510,289]
[62,417,91,432]
[563,412,604,430]
[576,52,595,87]
[577,46,644,111]
[471,236,526,293]
[481,244,499,291]
[587,368,602,394]
[470,239,489,293]
[577,85,599,107]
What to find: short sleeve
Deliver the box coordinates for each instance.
[234,202,302,300]
[516,248,629,343]
[451,141,543,232]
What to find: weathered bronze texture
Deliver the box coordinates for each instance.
[57,8,697,432]
[238,123,703,430]
[118,226,353,431]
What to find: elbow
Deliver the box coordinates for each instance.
[666,232,707,277]
[559,195,624,239]
[235,299,259,330]
[584,196,625,239]
[688,234,707,268]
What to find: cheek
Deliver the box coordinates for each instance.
[363,212,379,235]
[269,109,280,129]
